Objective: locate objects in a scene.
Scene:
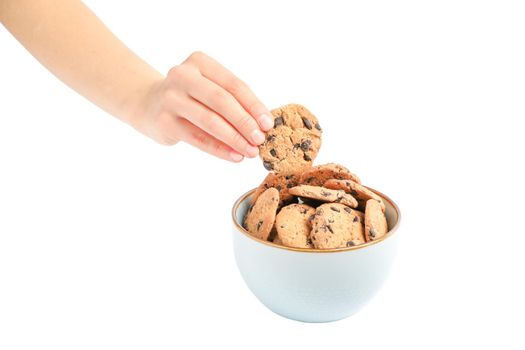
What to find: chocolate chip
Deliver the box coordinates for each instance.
[263,184,269,189]
[315,123,322,131]
[330,206,340,212]
[274,117,284,126]
[285,175,294,180]
[321,190,331,197]
[302,117,312,129]
[344,207,353,213]
[369,227,377,238]
[276,185,282,191]
[326,225,334,234]
[263,161,273,171]
[286,183,294,188]
[346,241,355,247]
[300,139,312,152]
[256,220,263,231]
[270,149,277,157]
[308,214,315,221]
[304,154,312,162]
[267,134,276,142]
[353,216,359,223]
[306,177,315,183]
[307,238,313,245]
[293,143,301,149]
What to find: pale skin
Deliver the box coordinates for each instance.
[0,0,273,162]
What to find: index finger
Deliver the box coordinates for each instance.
[185,52,274,131]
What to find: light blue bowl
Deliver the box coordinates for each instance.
[231,187,401,323]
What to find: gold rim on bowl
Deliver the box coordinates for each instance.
[231,186,401,253]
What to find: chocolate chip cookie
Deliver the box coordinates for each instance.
[288,185,358,208]
[310,203,361,249]
[336,205,366,247]
[324,179,385,211]
[251,171,300,208]
[299,163,361,186]
[348,208,366,247]
[275,204,315,248]
[259,104,322,173]
[243,188,280,241]
[364,199,388,242]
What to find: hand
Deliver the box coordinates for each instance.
[135,51,274,162]
[1,1,272,162]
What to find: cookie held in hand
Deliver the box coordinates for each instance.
[259,104,322,173]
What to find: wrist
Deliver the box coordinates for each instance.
[125,75,164,135]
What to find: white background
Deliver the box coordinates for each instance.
[1,0,524,349]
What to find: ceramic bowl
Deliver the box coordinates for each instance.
[231,187,401,323]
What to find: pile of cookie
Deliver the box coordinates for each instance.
[243,104,388,249]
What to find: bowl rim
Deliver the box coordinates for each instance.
[231,186,401,253]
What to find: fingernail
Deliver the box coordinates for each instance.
[246,145,259,158]
[251,129,265,145]
[230,152,244,162]
[259,113,274,131]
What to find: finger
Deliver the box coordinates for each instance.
[185,75,266,146]
[185,52,274,131]
[169,92,259,158]
[172,117,244,162]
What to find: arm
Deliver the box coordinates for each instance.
[0,0,273,161]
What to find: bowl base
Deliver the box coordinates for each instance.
[266,306,359,323]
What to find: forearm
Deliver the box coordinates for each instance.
[1,0,273,162]
[0,0,162,127]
